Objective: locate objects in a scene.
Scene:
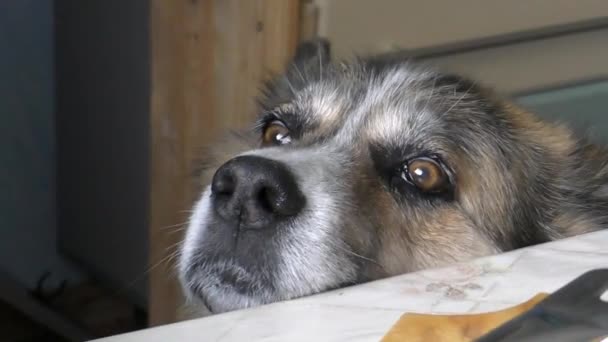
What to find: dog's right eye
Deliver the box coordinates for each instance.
[262,120,292,147]
[401,157,450,193]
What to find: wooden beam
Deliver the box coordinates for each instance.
[213,0,301,129]
[149,0,300,326]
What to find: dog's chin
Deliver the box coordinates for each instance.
[183,259,357,314]
[182,262,271,314]
[190,277,354,314]
[197,282,267,314]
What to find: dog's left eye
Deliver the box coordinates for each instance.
[262,120,292,146]
[402,157,449,193]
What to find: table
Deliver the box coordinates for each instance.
[96,230,608,342]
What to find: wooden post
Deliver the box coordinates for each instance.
[149,0,300,326]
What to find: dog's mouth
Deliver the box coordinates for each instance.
[183,258,276,313]
[217,266,255,295]
[186,258,360,313]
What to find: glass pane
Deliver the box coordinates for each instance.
[516,80,608,144]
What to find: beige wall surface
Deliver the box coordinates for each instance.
[315,0,608,58]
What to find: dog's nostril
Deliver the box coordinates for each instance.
[256,186,275,213]
[212,171,235,196]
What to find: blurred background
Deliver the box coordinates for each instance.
[0,0,606,341]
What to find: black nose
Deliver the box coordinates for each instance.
[211,155,305,230]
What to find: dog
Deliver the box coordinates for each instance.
[178,39,608,315]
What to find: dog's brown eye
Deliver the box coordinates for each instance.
[262,120,292,146]
[405,158,448,192]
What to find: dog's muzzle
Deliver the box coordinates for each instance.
[180,149,358,313]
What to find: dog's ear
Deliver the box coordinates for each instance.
[284,38,331,81]
[291,38,331,69]
[258,39,332,111]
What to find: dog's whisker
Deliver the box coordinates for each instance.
[326,240,383,267]
[293,63,306,83]
[285,77,297,96]
[159,221,188,231]
[422,75,438,114]
[165,239,185,253]
[318,48,323,83]
[113,247,183,298]
[441,81,475,116]
[165,226,187,235]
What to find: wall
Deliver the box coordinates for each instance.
[55,0,150,308]
[0,0,83,289]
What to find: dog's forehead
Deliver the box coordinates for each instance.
[292,64,447,147]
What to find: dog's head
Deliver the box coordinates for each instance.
[178,41,593,313]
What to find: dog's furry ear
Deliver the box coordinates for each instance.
[259,38,331,111]
[291,38,331,68]
[285,38,331,82]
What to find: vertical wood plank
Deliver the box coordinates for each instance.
[149,0,300,326]
[213,0,301,130]
[149,0,215,327]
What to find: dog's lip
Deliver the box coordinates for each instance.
[185,263,250,310]
[189,261,270,314]
[195,258,265,294]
